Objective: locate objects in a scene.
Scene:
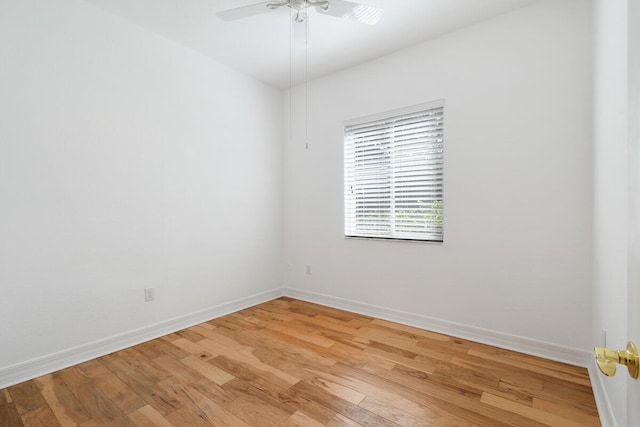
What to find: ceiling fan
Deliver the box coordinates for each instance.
[216,0,383,25]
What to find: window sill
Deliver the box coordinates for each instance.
[344,236,443,244]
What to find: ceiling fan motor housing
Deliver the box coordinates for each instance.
[268,0,331,12]
[290,0,307,10]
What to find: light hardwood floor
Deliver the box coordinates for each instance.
[0,298,600,426]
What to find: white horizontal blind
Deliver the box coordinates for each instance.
[344,102,444,242]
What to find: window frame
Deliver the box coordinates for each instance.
[343,100,445,243]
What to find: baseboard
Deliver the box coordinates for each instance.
[283,287,591,368]
[0,287,284,390]
[588,357,618,427]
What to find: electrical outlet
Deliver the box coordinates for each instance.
[145,287,155,302]
[305,265,311,275]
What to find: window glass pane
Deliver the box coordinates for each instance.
[344,102,444,242]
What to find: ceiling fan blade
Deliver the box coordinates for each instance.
[318,0,382,25]
[216,1,281,22]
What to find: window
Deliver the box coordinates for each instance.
[344,101,444,242]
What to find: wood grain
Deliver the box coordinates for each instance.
[0,298,601,426]
[34,373,92,426]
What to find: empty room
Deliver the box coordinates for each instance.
[1,0,638,425]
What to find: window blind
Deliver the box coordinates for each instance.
[344,101,444,242]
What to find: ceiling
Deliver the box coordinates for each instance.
[82,0,540,89]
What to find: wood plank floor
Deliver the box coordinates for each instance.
[0,298,601,426]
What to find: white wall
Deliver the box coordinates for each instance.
[284,0,593,350]
[0,0,283,371]
[592,0,628,424]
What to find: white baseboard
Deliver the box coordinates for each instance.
[587,357,618,427]
[0,288,283,390]
[283,287,591,368]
